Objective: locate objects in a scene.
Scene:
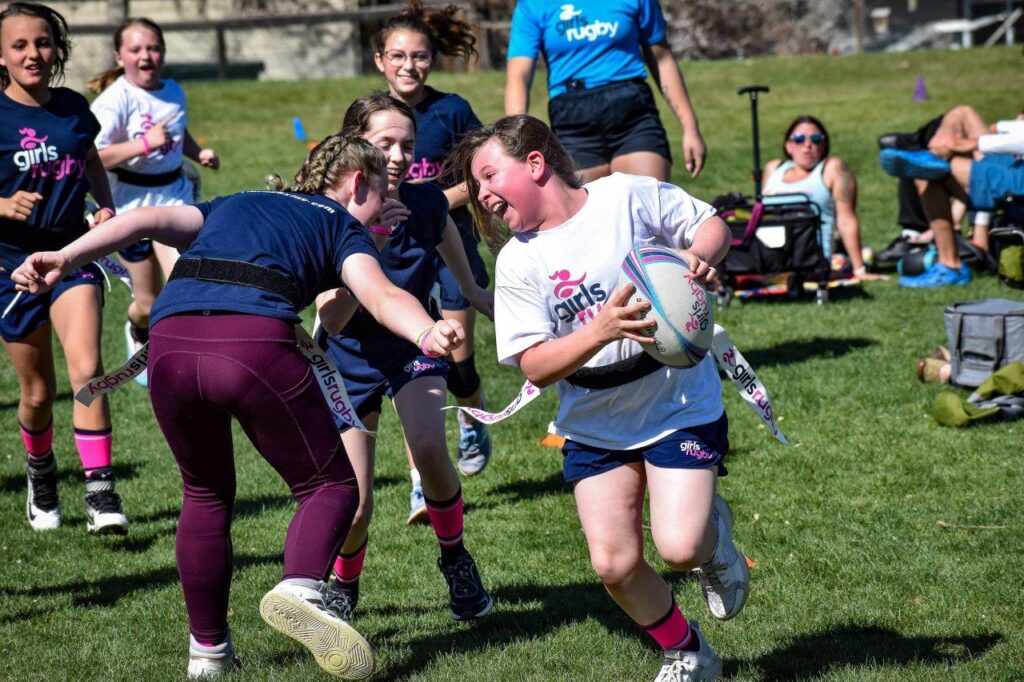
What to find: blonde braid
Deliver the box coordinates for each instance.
[265,134,387,196]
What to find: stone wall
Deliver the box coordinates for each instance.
[50,0,360,91]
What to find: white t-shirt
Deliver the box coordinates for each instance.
[91,76,193,209]
[494,173,724,450]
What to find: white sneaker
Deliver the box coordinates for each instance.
[187,630,240,678]
[695,494,749,620]
[259,580,375,679]
[407,483,429,525]
[124,321,148,388]
[655,621,722,681]
[84,469,129,535]
[26,456,61,531]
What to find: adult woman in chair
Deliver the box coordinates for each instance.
[763,115,886,281]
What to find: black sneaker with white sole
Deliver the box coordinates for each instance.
[321,578,358,623]
[438,552,493,620]
[26,455,61,531]
[84,468,128,534]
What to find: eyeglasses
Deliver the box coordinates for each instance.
[381,50,433,68]
[789,133,825,145]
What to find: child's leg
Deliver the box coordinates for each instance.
[645,466,717,571]
[393,375,492,619]
[324,413,380,619]
[122,252,163,331]
[573,462,674,624]
[152,241,180,279]
[5,324,60,530]
[51,282,129,534]
[648,463,749,621]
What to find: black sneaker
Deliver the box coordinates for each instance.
[876,235,915,264]
[84,469,128,534]
[437,553,493,620]
[321,579,358,622]
[26,455,61,530]
[877,132,922,150]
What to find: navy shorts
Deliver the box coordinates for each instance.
[437,212,490,311]
[118,239,154,263]
[344,353,450,422]
[969,155,1024,211]
[561,412,729,484]
[548,78,672,170]
[0,263,104,342]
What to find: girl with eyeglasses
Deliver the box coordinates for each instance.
[763,115,886,280]
[370,0,496,518]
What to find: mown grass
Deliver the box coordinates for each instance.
[0,47,1022,681]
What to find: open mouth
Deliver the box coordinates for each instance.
[490,200,508,217]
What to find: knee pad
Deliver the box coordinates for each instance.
[446,353,481,399]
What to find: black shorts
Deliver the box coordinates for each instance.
[548,78,672,170]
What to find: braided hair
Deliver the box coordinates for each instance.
[265,134,388,195]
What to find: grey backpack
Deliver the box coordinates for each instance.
[944,298,1024,388]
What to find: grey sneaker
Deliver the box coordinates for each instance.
[654,621,722,681]
[84,469,128,535]
[124,321,148,387]
[26,455,61,531]
[407,483,429,525]
[456,421,492,476]
[321,579,358,623]
[259,580,374,679]
[187,630,240,678]
[695,494,749,620]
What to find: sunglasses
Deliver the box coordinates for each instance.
[789,133,825,144]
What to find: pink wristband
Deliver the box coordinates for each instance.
[369,224,393,236]
[417,325,442,358]
[141,136,151,156]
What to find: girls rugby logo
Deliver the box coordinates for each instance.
[12,127,86,180]
[12,128,58,172]
[555,4,619,42]
[549,269,607,323]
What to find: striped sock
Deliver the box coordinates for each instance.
[74,427,112,478]
[425,489,465,560]
[333,537,368,585]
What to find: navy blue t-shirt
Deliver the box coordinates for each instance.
[150,190,379,325]
[410,87,481,237]
[0,88,100,269]
[322,182,447,370]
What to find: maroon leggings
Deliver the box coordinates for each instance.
[148,314,358,643]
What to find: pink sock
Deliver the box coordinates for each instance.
[642,604,692,651]
[425,491,464,548]
[333,539,368,583]
[20,420,53,461]
[74,427,112,477]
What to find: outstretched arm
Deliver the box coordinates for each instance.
[11,206,204,293]
[341,252,464,357]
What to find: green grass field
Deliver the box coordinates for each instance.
[1,47,1022,681]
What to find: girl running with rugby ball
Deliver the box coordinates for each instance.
[449,115,750,682]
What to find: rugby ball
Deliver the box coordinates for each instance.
[618,244,713,368]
